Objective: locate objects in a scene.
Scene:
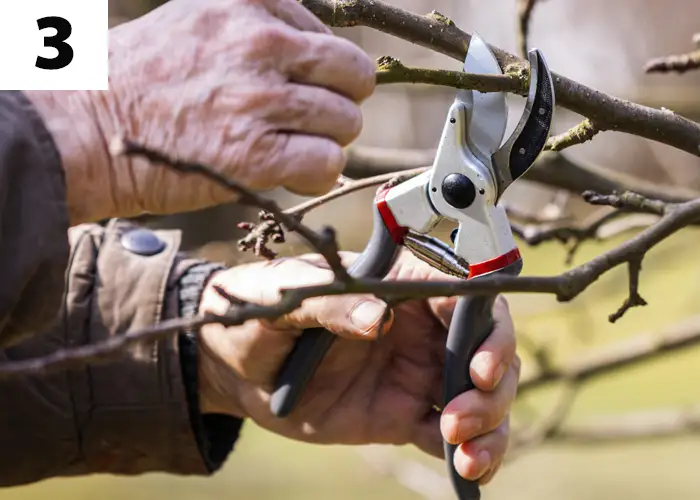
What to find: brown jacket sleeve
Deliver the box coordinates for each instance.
[0,92,241,485]
[0,91,70,348]
[0,220,242,486]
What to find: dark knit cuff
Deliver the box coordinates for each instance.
[177,261,244,473]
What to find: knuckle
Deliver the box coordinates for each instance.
[337,39,376,99]
[355,53,377,99]
[335,103,363,145]
[242,132,289,190]
[244,24,295,59]
[481,397,504,431]
[494,416,511,440]
[320,143,346,185]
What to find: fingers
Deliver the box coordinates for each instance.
[287,32,376,102]
[243,132,346,195]
[265,84,363,146]
[271,260,393,338]
[244,12,374,102]
[214,257,393,339]
[453,418,510,483]
[426,293,516,394]
[260,0,331,34]
[469,296,516,391]
[440,360,519,446]
[283,293,393,340]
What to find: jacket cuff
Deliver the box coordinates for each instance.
[175,260,244,473]
[65,220,221,476]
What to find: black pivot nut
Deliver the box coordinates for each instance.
[441,173,476,209]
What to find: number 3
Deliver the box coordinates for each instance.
[35,16,74,70]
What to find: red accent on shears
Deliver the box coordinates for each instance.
[468,247,522,279]
[375,187,408,244]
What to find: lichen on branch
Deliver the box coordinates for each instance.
[375,55,525,94]
[546,119,599,152]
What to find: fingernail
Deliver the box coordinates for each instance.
[474,450,491,478]
[350,300,386,335]
[471,351,493,382]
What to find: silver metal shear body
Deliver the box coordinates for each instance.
[269,35,555,500]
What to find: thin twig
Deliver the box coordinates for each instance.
[545,119,600,152]
[511,208,627,264]
[608,258,647,323]
[236,167,428,259]
[2,184,700,378]
[287,167,427,217]
[518,315,700,393]
[583,190,670,215]
[644,45,700,74]
[508,383,579,460]
[112,138,352,281]
[542,405,700,444]
[357,445,452,500]
[516,0,541,58]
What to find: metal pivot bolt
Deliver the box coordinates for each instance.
[441,173,476,209]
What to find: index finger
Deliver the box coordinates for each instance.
[261,0,331,33]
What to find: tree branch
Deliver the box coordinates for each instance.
[112,138,352,281]
[508,317,700,457]
[542,405,700,444]
[302,0,700,158]
[376,56,526,93]
[344,147,700,203]
[519,315,700,393]
[0,143,699,378]
[644,34,700,74]
[516,0,542,58]
[511,208,627,264]
[237,167,428,258]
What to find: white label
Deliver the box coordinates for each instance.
[0,0,108,90]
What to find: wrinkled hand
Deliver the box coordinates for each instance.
[198,251,520,484]
[26,0,374,225]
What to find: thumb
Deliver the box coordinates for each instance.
[258,258,394,340]
[282,292,394,340]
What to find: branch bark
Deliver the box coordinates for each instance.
[376,56,525,94]
[3,142,700,379]
[302,0,700,158]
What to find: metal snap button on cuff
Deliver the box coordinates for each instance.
[121,228,166,256]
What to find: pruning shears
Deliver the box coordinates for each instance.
[269,35,555,500]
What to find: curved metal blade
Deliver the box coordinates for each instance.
[491,48,556,201]
[459,33,508,163]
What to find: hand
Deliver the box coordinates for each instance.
[25,0,375,225]
[197,251,520,484]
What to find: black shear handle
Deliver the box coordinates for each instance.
[443,260,522,500]
[270,204,400,417]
